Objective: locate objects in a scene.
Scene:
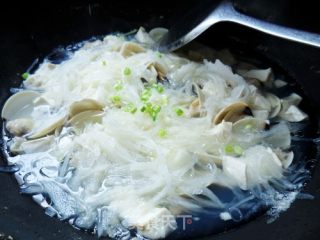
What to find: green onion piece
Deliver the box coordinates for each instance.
[140,106,146,112]
[244,124,252,130]
[110,95,121,106]
[224,144,234,154]
[123,67,131,76]
[102,61,107,66]
[140,89,152,102]
[152,104,161,113]
[175,108,184,116]
[113,82,123,91]
[151,111,157,121]
[158,128,167,138]
[225,144,243,156]
[151,83,164,93]
[123,103,137,114]
[234,145,243,155]
[156,85,164,93]
[140,102,161,121]
[21,72,29,80]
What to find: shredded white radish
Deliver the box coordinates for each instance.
[1,28,309,240]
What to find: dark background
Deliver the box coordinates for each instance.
[1,1,320,239]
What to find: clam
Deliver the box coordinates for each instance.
[120,42,146,58]
[266,93,281,118]
[10,135,55,154]
[213,102,251,125]
[149,28,168,43]
[69,99,104,118]
[279,93,307,122]
[135,27,154,45]
[1,90,40,120]
[1,90,68,139]
[233,117,267,134]
[189,98,201,117]
[146,62,167,80]
[6,118,34,136]
[28,114,66,139]
[68,110,105,132]
[189,84,205,117]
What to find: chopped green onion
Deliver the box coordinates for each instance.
[110,95,121,106]
[175,108,184,116]
[102,61,107,66]
[234,145,244,155]
[152,104,161,113]
[113,82,123,91]
[225,144,243,156]
[158,128,167,138]
[151,111,158,121]
[140,89,152,102]
[140,106,146,112]
[21,72,29,80]
[244,124,252,130]
[123,103,137,114]
[156,85,164,93]
[123,67,131,76]
[224,144,234,154]
[140,102,161,121]
[151,83,164,93]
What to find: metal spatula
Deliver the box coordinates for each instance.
[158,0,320,52]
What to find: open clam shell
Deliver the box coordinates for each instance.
[1,90,40,120]
[149,28,168,43]
[68,110,105,132]
[213,102,251,125]
[146,62,167,80]
[10,135,55,154]
[189,84,205,117]
[1,90,67,139]
[27,114,66,139]
[69,99,104,118]
[233,117,267,134]
[120,42,146,58]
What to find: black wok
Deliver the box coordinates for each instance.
[1,1,320,239]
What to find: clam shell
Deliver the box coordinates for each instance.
[233,117,267,134]
[1,90,67,139]
[1,90,40,120]
[213,102,251,124]
[149,28,168,43]
[189,84,205,117]
[189,98,201,117]
[28,114,66,139]
[68,110,105,132]
[69,99,104,118]
[10,135,55,154]
[135,27,154,45]
[266,93,281,118]
[146,62,167,80]
[6,118,34,136]
[120,42,146,58]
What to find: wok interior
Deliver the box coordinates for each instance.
[1,1,320,240]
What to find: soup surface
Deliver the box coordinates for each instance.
[0,28,314,239]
